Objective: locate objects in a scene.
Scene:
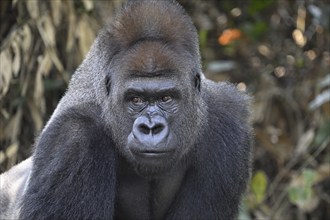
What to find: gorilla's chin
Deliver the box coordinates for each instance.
[125,141,175,177]
[133,157,178,178]
[130,148,178,176]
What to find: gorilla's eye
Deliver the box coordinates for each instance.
[131,97,144,105]
[161,95,172,103]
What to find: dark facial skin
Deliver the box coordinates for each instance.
[125,77,180,165]
[105,41,202,177]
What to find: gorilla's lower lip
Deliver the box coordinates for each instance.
[135,151,173,158]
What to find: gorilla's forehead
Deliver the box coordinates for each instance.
[124,76,182,89]
[120,41,193,76]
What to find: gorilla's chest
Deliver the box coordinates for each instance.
[115,160,186,220]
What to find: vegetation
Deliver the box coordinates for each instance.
[0,0,329,219]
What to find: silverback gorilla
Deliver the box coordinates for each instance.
[0,0,252,219]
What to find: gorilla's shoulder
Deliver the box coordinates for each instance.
[51,103,104,131]
[36,103,108,155]
[202,79,251,122]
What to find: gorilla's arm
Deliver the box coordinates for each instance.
[0,158,32,219]
[166,81,252,220]
[19,104,117,219]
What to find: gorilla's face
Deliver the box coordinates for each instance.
[104,42,203,176]
[123,76,181,169]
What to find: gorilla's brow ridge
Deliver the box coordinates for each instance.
[128,69,176,77]
[128,36,168,48]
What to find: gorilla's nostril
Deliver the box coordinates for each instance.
[138,123,164,135]
[152,124,164,135]
[133,115,169,141]
[139,124,151,135]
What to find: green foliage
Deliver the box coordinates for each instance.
[251,170,268,205]
[242,21,268,40]
[198,30,208,50]
[313,119,330,148]
[287,169,317,210]
[248,0,274,16]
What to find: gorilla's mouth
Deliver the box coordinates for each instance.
[130,145,176,168]
[126,130,178,170]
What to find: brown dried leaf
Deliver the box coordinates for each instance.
[0,151,5,165]
[37,15,56,47]
[34,55,45,105]
[12,0,18,7]
[31,53,51,128]
[294,129,315,156]
[21,25,32,54]
[5,142,19,168]
[76,16,96,56]
[66,1,76,52]
[28,100,44,133]
[82,0,94,11]
[11,40,21,77]
[48,49,64,73]
[20,68,30,96]
[37,15,64,72]
[37,53,52,77]
[5,108,22,142]
[26,0,39,19]
[0,49,13,98]
[51,0,62,26]
[5,143,19,160]
[316,163,330,182]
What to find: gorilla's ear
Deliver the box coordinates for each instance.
[194,73,201,92]
[105,75,111,95]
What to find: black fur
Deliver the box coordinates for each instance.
[20,105,117,219]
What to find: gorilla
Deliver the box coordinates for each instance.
[0,0,252,219]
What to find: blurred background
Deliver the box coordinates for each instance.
[0,0,329,219]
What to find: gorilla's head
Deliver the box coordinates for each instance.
[100,0,206,176]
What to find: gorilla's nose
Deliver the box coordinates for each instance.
[133,115,169,146]
[138,121,164,135]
